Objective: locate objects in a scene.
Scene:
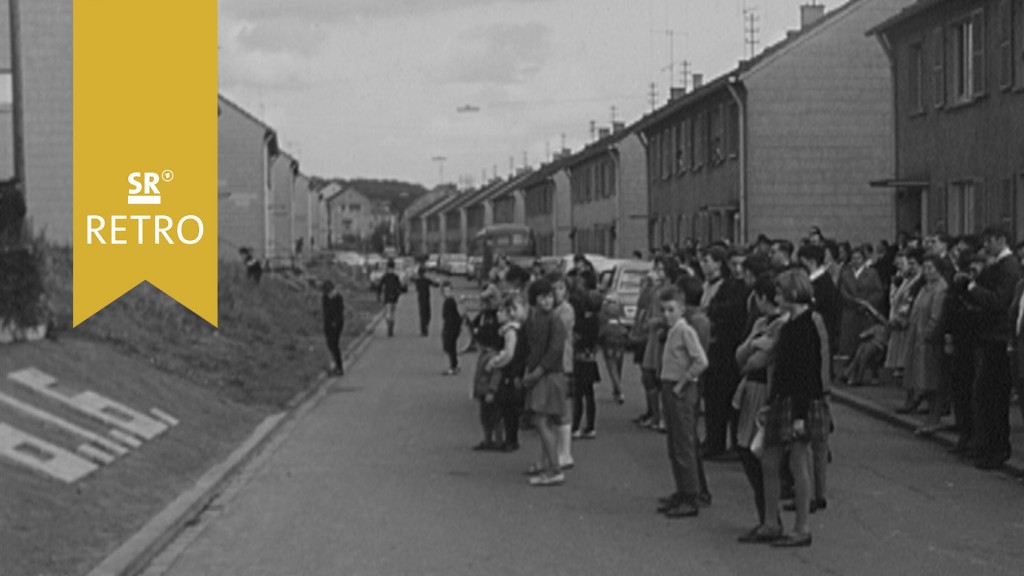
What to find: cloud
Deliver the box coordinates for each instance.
[221,0,552,22]
[441,22,552,85]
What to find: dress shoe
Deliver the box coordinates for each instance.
[771,532,812,548]
[737,525,784,544]
[662,502,699,518]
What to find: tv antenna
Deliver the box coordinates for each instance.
[431,156,446,185]
[743,5,761,59]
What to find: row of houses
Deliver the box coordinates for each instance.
[404,0,1023,259]
[3,0,400,265]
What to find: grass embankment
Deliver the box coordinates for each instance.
[0,248,378,576]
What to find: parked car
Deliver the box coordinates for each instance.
[334,251,365,267]
[467,255,483,279]
[599,259,652,329]
[425,253,440,272]
[445,253,470,276]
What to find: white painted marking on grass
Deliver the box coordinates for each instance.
[150,408,179,427]
[0,422,98,482]
[109,429,143,448]
[7,368,168,439]
[77,443,116,465]
[0,392,129,456]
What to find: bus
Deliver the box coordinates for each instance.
[470,224,537,281]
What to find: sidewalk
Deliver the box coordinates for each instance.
[830,376,1024,477]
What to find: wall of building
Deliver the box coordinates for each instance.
[293,173,310,253]
[889,0,1024,239]
[616,134,650,255]
[218,100,269,260]
[270,153,296,260]
[525,179,555,255]
[744,0,911,245]
[0,0,13,181]
[444,210,461,253]
[550,170,572,255]
[17,0,73,243]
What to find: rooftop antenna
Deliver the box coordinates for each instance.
[680,60,691,91]
[648,82,658,111]
[589,120,596,141]
[560,133,567,151]
[743,5,761,59]
[545,140,551,162]
[611,105,618,124]
[653,29,684,89]
[522,151,528,169]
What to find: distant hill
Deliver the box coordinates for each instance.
[310,177,430,214]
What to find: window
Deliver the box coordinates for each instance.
[948,180,979,234]
[661,129,672,180]
[999,0,1013,88]
[349,203,361,212]
[1017,0,1024,88]
[686,119,696,170]
[932,27,945,107]
[0,73,11,107]
[909,42,925,113]
[951,10,986,102]
[694,112,706,170]
[726,103,739,158]
[708,105,724,165]
[675,121,686,173]
[650,133,661,182]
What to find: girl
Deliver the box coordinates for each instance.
[750,269,827,547]
[472,290,505,450]
[572,283,602,439]
[522,280,569,486]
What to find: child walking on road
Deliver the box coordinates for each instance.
[441,282,462,375]
[378,259,403,338]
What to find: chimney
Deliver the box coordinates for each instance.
[612,121,625,133]
[598,127,611,139]
[670,86,688,100]
[800,3,826,29]
[692,73,704,89]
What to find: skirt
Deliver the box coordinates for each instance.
[526,372,567,417]
[731,378,769,449]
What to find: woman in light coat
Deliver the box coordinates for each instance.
[886,249,924,391]
[901,255,947,420]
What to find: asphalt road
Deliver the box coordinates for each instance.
[143,282,1024,576]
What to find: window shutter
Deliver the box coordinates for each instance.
[933,27,945,107]
[972,9,986,95]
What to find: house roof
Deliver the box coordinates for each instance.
[483,169,536,202]
[565,125,640,167]
[422,190,470,220]
[407,191,458,220]
[218,94,279,155]
[636,0,866,133]
[521,152,577,189]
[866,0,945,36]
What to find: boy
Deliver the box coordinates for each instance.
[440,281,462,375]
[656,287,709,518]
[321,280,345,376]
[378,259,403,337]
[548,272,576,469]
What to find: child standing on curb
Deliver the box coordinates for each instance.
[441,282,462,375]
[522,280,569,486]
[656,287,709,518]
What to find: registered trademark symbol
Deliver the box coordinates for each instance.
[161,170,174,182]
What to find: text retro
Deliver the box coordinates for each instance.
[85,170,205,245]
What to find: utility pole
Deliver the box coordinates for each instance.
[431,156,446,185]
[9,0,25,205]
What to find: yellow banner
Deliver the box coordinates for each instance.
[73,1,217,327]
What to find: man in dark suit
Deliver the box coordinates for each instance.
[963,227,1022,470]
[799,244,840,356]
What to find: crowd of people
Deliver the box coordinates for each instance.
[367,225,1024,548]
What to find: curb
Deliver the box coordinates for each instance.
[830,387,1024,478]
[85,310,385,576]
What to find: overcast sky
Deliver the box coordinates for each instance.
[219,0,833,187]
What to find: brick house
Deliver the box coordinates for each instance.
[523,154,573,256]
[565,125,649,257]
[641,0,917,247]
[870,0,1024,239]
[218,95,279,261]
[4,0,73,242]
